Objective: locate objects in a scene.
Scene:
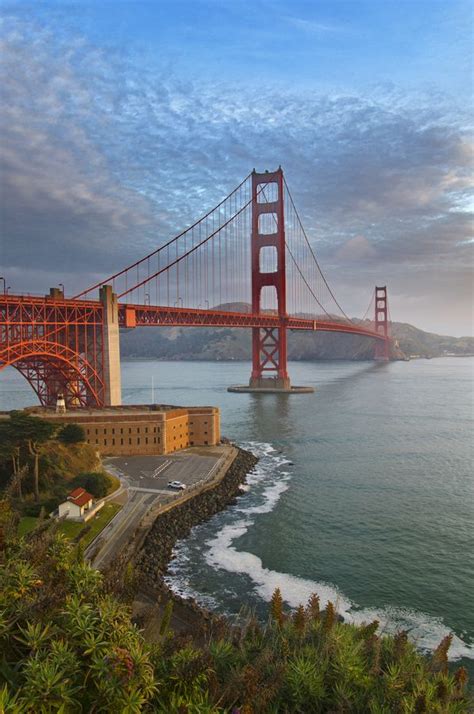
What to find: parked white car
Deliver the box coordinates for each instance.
[168,480,186,490]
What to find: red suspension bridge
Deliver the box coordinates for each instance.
[0,168,391,406]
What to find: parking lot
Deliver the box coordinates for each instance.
[105,447,225,495]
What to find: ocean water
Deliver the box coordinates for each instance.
[1,357,473,670]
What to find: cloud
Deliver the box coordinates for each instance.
[0,22,154,281]
[285,16,346,34]
[336,236,377,262]
[0,16,472,332]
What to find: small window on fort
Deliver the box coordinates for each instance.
[121,438,123,445]
[129,438,132,445]
[190,441,194,446]
[121,428,123,434]
[205,440,208,445]
[112,438,115,445]
[153,437,156,443]
[137,427,140,433]
[104,439,107,446]
[145,437,148,444]
[95,439,98,445]
[158,437,160,443]
[129,428,132,434]
[145,427,148,433]
[95,429,98,435]
[137,438,140,445]
[112,428,115,435]
[104,428,106,435]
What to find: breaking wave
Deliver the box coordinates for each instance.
[165,441,474,661]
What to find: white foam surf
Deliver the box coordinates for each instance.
[167,440,474,661]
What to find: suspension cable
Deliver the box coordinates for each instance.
[117,184,265,299]
[73,172,252,299]
[283,177,353,322]
[258,183,332,319]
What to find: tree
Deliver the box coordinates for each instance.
[0,422,22,498]
[57,423,86,445]
[5,412,57,502]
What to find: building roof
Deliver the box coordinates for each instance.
[67,487,93,507]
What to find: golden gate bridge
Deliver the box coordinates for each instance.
[0,168,390,406]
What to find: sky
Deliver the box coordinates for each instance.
[0,0,473,335]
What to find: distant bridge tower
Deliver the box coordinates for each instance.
[374,285,390,361]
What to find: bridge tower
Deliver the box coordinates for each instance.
[249,168,290,390]
[229,168,313,393]
[374,285,390,361]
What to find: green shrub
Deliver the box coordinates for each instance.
[72,471,112,498]
[0,500,471,713]
[57,423,86,445]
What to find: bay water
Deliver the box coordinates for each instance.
[1,357,473,671]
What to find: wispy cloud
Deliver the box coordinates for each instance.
[286,16,348,35]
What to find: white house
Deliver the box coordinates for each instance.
[58,487,98,521]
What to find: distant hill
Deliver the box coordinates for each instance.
[119,303,474,361]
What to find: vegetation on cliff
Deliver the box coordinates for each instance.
[0,501,470,713]
[0,412,115,516]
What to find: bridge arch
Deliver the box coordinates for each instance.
[1,341,104,407]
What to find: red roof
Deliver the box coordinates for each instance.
[67,487,93,507]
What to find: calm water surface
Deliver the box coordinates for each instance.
[1,357,473,668]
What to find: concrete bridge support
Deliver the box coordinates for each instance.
[100,285,122,405]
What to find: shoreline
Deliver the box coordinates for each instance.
[132,446,259,637]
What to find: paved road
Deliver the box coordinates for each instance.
[91,491,157,569]
[88,447,228,569]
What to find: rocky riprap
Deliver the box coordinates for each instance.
[137,447,258,587]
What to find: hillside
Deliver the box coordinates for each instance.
[119,304,474,361]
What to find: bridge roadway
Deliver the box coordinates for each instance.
[87,445,234,570]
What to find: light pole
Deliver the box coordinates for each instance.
[145,292,150,305]
[174,297,183,308]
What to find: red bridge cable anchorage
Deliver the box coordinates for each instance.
[116,183,265,300]
[283,177,353,323]
[73,172,252,300]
